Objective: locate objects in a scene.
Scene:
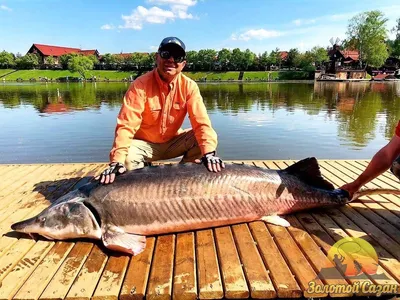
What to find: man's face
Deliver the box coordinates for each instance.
[156,45,186,81]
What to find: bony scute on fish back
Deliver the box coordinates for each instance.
[10,157,400,256]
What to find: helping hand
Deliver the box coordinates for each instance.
[96,162,126,184]
[196,152,225,173]
[339,182,360,199]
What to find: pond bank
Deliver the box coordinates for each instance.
[0,70,315,83]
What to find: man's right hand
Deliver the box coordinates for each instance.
[96,162,126,184]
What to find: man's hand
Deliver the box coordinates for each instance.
[339,182,360,199]
[96,162,126,184]
[196,152,225,173]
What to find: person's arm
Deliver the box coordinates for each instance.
[186,82,218,155]
[186,82,224,172]
[341,134,400,196]
[98,81,146,184]
[110,81,146,164]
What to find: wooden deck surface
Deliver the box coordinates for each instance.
[0,160,399,299]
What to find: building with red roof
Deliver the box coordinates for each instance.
[27,44,100,64]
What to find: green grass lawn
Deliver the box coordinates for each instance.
[243,71,273,81]
[206,72,239,81]
[3,70,139,81]
[183,72,210,80]
[0,69,16,78]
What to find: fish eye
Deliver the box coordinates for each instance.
[39,217,46,224]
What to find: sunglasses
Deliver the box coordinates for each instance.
[159,50,186,63]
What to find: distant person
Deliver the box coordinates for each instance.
[98,37,224,184]
[341,120,400,197]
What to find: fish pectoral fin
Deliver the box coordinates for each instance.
[102,227,146,255]
[261,215,290,227]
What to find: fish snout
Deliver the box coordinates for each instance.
[11,217,36,232]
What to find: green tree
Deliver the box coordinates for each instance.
[287,48,299,70]
[311,46,329,68]
[0,51,15,68]
[197,49,217,71]
[217,49,231,70]
[242,49,256,70]
[45,56,55,66]
[346,10,389,67]
[259,51,269,70]
[230,48,243,70]
[389,18,400,58]
[67,55,94,79]
[185,50,198,70]
[15,54,39,69]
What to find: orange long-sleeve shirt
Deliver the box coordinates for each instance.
[110,69,218,164]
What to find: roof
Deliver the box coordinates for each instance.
[328,46,359,61]
[279,51,288,60]
[342,50,359,61]
[29,44,99,57]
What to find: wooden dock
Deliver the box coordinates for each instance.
[0,160,399,300]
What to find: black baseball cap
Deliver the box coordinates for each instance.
[158,37,186,55]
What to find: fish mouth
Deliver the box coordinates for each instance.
[11,216,36,232]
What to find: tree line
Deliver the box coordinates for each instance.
[0,10,399,76]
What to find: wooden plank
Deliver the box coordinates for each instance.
[12,242,74,300]
[0,238,36,283]
[251,161,302,298]
[173,232,197,300]
[231,224,276,299]
[318,162,400,260]
[39,242,94,300]
[296,213,374,288]
[65,244,108,300]
[324,161,400,230]
[266,223,327,297]
[214,226,249,299]
[92,254,130,300]
[0,164,100,259]
[0,165,41,193]
[0,164,51,202]
[195,229,223,299]
[146,234,175,300]
[249,222,302,298]
[120,237,156,300]
[285,215,352,297]
[0,241,54,299]
[263,161,327,298]
[310,211,400,286]
[335,160,400,217]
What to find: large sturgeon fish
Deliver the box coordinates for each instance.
[11,157,400,255]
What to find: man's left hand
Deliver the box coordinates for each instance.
[196,152,225,172]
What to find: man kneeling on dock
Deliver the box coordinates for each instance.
[341,120,400,197]
[97,37,225,184]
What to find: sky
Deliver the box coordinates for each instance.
[0,0,399,56]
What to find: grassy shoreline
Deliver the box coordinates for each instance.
[0,69,313,82]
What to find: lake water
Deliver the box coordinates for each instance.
[0,81,399,164]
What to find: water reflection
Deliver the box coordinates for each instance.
[0,81,399,163]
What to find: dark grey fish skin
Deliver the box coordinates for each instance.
[391,155,400,180]
[81,158,349,235]
[11,157,400,255]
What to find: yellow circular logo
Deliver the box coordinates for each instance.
[327,237,378,277]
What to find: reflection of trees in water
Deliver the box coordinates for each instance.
[0,83,128,113]
[314,82,400,145]
[1,82,399,146]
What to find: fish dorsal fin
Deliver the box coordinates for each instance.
[283,157,334,190]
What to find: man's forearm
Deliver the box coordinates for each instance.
[353,147,394,188]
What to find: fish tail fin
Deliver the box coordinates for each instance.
[352,188,400,201]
